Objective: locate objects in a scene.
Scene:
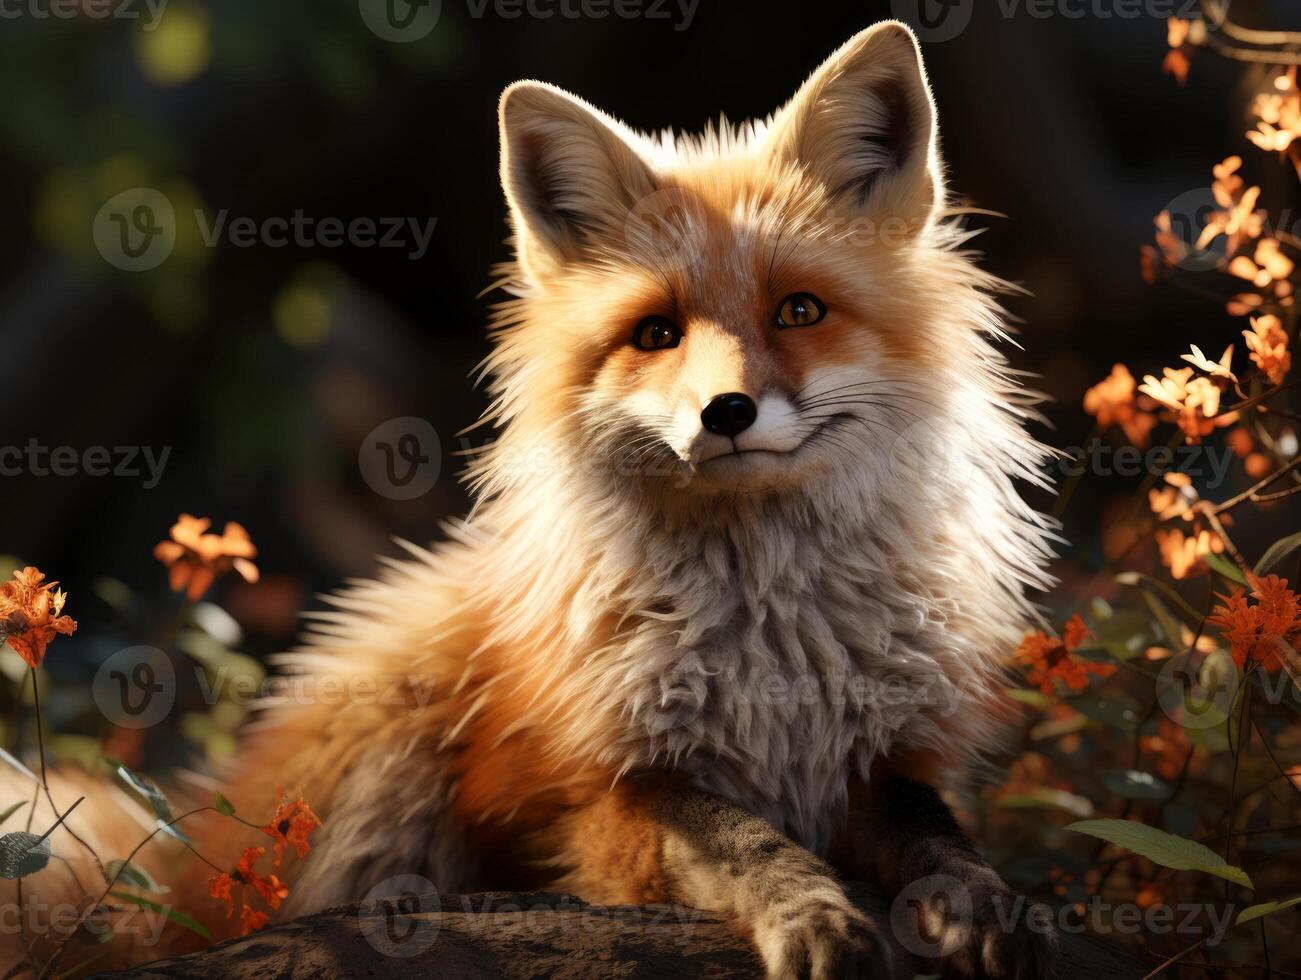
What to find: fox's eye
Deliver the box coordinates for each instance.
[632,316,682,351]
[774,293,826,329]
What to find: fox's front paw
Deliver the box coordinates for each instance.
[754,883,892,980]
[891,867,1055,980]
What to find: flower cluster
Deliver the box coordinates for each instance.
[1208,574,1301,674]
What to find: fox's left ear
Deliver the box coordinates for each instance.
[768,22,942,237]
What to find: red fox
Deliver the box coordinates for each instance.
[6,21,1059,979]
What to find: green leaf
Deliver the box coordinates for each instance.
[213,792,236,817]
[1255,532,1301,576]
[104,758,189,844]
[1115,572,1205,628]
[1005,688,1055,708]
[1235,896,1301,926]
[0,831,51,878]
[995,788,1094,819]
[1204,552,1249,587]
[1066,819,1254,888]
[105,758,172,822]
[108,892,211,942]
[106,859,168,893]
[0,802,26,828]
[1104,770,1174,801]
[1090,610,1153,661]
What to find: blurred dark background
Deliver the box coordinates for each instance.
[1,0,1297,686]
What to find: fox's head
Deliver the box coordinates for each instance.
[477,23,1026,513]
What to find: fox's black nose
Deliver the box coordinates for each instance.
[701,393,757,437]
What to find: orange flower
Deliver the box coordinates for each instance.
[1017,615,1112,695]
[1196,157,1264,256]
[1248,87,1301,153]
[1180,344,1237,383]
[1155,526,1225,580]
[236,846,288,910]
[261,788,322,866]
[1243,314,1292,386]
[154,514,259,601]
[240,906,269,935]
[0,567,78,668]
[1139,367,1237,442]
[1083,364,1157,448]
[1162,17,1198,85]
[1228,238,1294,289]
[210,846,289,936]
[208,871,236,916]
[1148,471,1195,522]
[1209,574,1301,673]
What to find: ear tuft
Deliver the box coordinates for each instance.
[769,22,941,235]
[499,81,656,282]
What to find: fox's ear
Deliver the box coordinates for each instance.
[768,22,941,237]
[499,81,657,282]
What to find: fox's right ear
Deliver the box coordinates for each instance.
[499,81,657,283]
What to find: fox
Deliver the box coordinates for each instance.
[5,21,1060,980]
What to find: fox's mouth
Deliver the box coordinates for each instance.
[692,414,853,485]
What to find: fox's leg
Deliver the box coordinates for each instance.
[551,779,891,980]
[840,770,1055,980]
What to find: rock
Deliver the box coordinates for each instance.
[99,889,1145,978]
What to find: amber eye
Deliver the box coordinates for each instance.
[632,316,682,351]
[774,292,827,329]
